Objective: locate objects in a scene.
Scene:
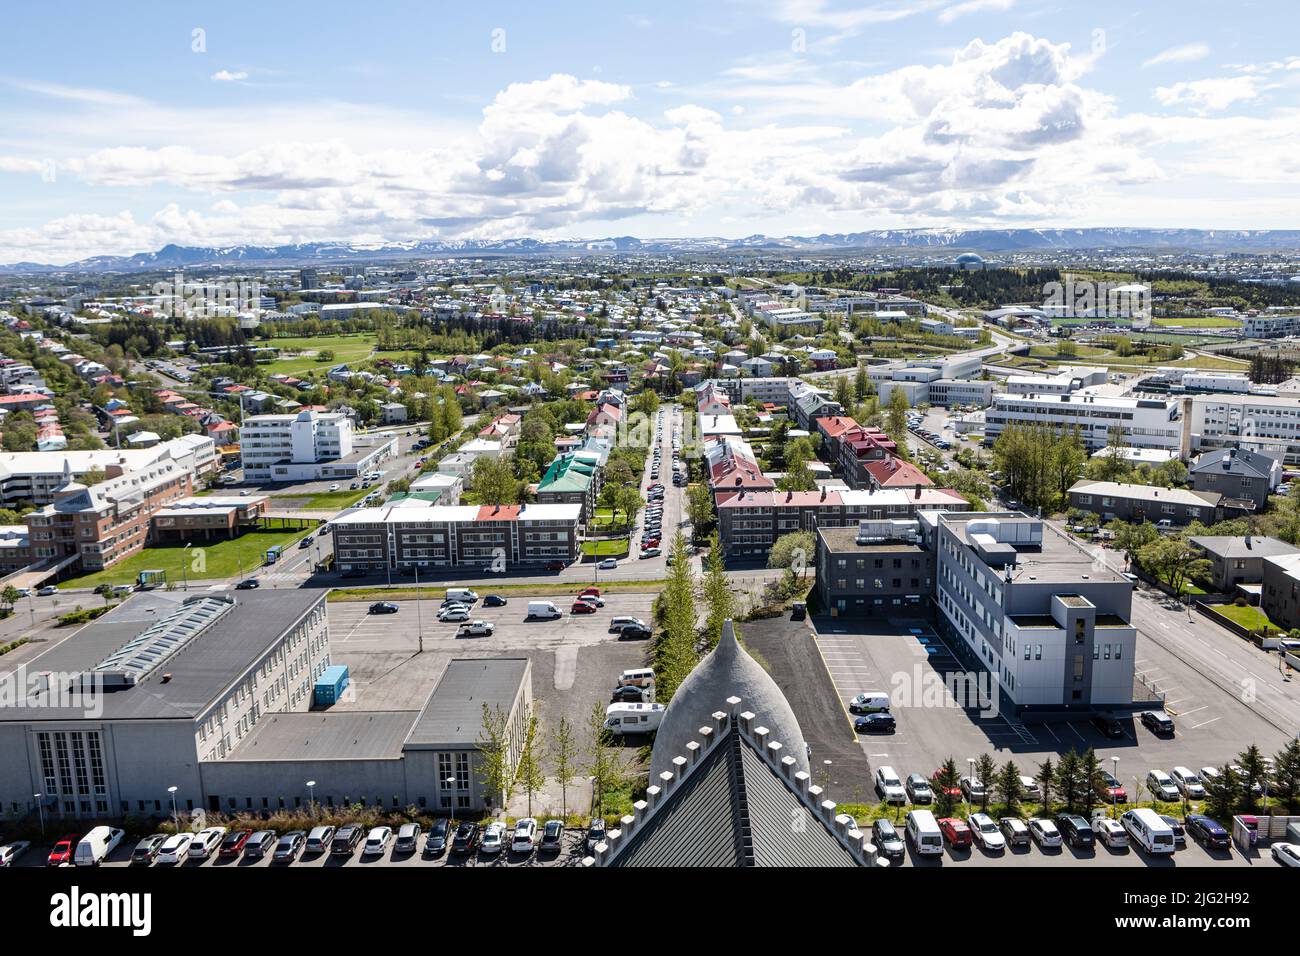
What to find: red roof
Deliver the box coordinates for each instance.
[863,457,933,488]
[815,416,859,440]
[476,504,521,521]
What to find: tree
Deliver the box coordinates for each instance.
[1109,519,1159,564]
[517,713,545,817]
[1272,739,1300,814]
[550,716,579,820]
[886,388,910,457]
[1136,537,1211,598]
[777,438,817,492]
[974,754,997,812]
[1080,748,1103,814]
[1055,749,1084,812]
[1236,744,1269,812]
[584,700,624,817]
[685,482,715,537]
[613,485,645,530]
[1037,757,1056,813]
[0,585,19,610]
[768,531,815,582]
[654,532,699,701]
[476,702,515,814]
[701,531,737,649]
[471,454,518,505]
[935,758,960,817]
[1205,764,1239,821]
[996,760,1023,813]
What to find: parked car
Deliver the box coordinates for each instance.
[871,819,905,860]
[1270,843,1300,867]
[188,827,227,860]
[570,600,598,614]
[1091,713,1125,739]
[1056,813,1095,848]
[1184,814,1229,850]
[854,712,896,733]
[369,602,400,614]
[545,561,567,572]
[960,776,987,803]
[1140,710,1176,735]
[1094,817,1129,849]
[1096,770,1127,803]
[130,834,167,865]
[218,829,252,858]
[272,831,305,863]
[395,823,422,853]
[999,817,1030,847]
[425,819,451,856]
[156,832,194,864]
[1028,818,1062,848]
[331,824,363,855]
[619,623,653,641]
[939,817,972,849]
[483,594,508,607]
[1019,775,1042,802]
[905,774,934,804]
[540,819,565,854]
[512,818,538,854]
[480,821,507,854]
[304,825,335,854]
[1146,769,1180,802]
[874,766,906,805]
[1171,766,1207,800]
[452,822,481,855]
[457,620,495,637]
[438,606,471,622]
[1160,815,1187,846]
[363,826,393,856]
[235,578,260,590]
[969,813,1006,851]
[244,830,277,859]
[585,819,607,854]
[578,594,606,608]
[0,841,30,867]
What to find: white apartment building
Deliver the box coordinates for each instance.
[984,390,1185,453]
[1240,313,1300,338]
[241,409,390,481]
[1190,393,1300,465]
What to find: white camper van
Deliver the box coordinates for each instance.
[1120,808,1176,854]
[604,702,666,735]
[905,809,944,856]
[74,826,125,866]
[526,600,562,620]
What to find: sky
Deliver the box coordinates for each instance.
[1,0,1298,264]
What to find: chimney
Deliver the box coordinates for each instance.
[914,483,922,498]
[820,486,827,501]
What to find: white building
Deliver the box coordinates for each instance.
[1189,393,1300,465]
[240,410,393,481]
[984,389,1184,453]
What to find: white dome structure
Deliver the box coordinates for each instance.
[648,620,809,785]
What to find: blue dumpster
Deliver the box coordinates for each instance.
[313,665,350,706]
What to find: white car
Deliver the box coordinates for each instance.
[0,841,30,866]
[438,607,470,623]
[329,483,340,491]
[363,827,392,856]
[873,766,907,805]
[1147,769,1180,802]
[1028,818,1062,848]
[457,620,495,637]
[187,827,226,860]
[38,586,57,596]
[1019,775,1042,802]
[480,821,507,854]
[156,833,194,864]
[597,558,619,570]
[969,813,1006,851]
[578,594,605,608]
[1095,818,1129,848]
[511,818,538,854]
[609,616,647,632]
[1271,843,1300,867]
[1171,766,1207,800]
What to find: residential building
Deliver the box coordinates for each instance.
[240,409,395,481]
[1068,479,1237,525]
[1262,553,1300,631]
[1189,535,1300,592]
[535,452,600,519]
[1189,447,1282,510]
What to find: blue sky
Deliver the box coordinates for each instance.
[1,0,1297,263]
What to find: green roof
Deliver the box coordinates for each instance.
[537,453,596,493]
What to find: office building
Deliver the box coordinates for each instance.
[814,521,934,616]
[240,409,395,481]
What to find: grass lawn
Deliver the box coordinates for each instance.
[258,333,377,375]
[271,487,370,510]
[1213,603,1282,634]
[1152,315,1241,329]
[581,538,630,556]
[62,527,315,589]
[591,507,633,529]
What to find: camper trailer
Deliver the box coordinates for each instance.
[603,702,666,735]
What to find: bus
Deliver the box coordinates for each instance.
[264,545,283,565]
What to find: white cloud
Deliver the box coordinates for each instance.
[1155,75,1267,112]
[210,70,249,82]
[938,0,1020,25]
[1142,43,1210,69]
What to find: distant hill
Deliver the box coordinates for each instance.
[5,228,1300,273]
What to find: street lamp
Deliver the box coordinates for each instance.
[413,564,424,654]
[306,780,317,817]
[167,786,178,831]
[1111,756,1120,818]
[966,758,976,812]
[33,793,45,838]
[181,542,191,591]
[822,759,833,796]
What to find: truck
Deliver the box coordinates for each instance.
[74,826,125,867]
[313,665,350,706]
[265,545,283,565]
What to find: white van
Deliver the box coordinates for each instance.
[849,692,890,714]
[74,826,125,867]
[905,809,944,856]
[618,668,656,689]
[603,702,665,734]
[1120,808,1176,854]
[446,588,478,605]
[526,600,561,620]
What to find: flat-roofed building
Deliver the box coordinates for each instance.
[815,521,934,616]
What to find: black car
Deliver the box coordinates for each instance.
[1184,814,1230,850]
[424,819,451,856]
[540,820,565,854]
[451,822,480,855]
[904,773,934,805]
[131,834,167,865]
[1140,710,1176,735]
[584,819,607,854]
[610,684,646,703]
[1159,815,1187,845]
[871,819,905,859]
[1091,713,1125,739]
[1055,813,1095,847]
[331,825,364,855]
[483,594,508,608]
[619,624,653,641]
[368,602,399,614]
[235,579,259,590]
[854,713,896,733]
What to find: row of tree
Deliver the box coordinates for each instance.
[991,421,1087,513]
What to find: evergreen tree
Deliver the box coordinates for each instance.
[935,758,960,817]
[974,754,997,813]
[996,760,1023,813]
[1037,757,1056,813]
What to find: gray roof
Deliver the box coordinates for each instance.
[404,658,529,749]
[1189,536,1300,560]
[0,588,327,722]
[1191,448,1275,480]
[649,620,808,785]
[225,710,419,761]
[611,717,859,868]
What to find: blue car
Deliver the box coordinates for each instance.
[854,713,896,733]
[1184,814,1229,850]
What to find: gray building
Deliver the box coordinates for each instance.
[1189,448,1282,511]
[1262,553,1300,633]
[1068,479,1230,526]
[924,511,1136,714]
[815,522,934,617]
[1188,535,1300,593]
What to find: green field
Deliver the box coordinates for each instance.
[258,333,378,374]
[1152,316,1242,329]
[271,487,370,510]
[62,527,315,589]
[1213,603,1282,634]
[581,538,630,556]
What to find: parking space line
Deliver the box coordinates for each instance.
[1188,716,1222,730]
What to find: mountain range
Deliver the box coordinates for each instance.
[5,228,1300,273]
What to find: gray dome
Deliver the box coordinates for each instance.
[649,620,809,784]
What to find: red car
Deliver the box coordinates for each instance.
[577,587,601,598]
[930,770,962,799]
[1096,770,1127,803]
[47,834,80,866]
[219,829,251,858]
[642,538,660,549]
[938,818,972,848]
[571,601,598,614]
[545,560,567,572]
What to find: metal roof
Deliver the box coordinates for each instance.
[93,596,235,685]
[404,658,530,749]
